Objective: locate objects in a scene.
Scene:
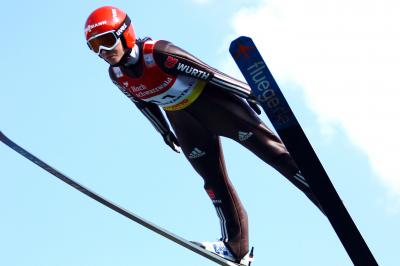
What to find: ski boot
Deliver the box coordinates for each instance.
[192,240,254,266]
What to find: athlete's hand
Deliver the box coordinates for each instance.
[247,94,262,115]
[163,132,181,153]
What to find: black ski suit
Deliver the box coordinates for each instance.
[108,38,321,259]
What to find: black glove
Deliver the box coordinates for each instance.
[163,132,181,153]
[246,94,262,115]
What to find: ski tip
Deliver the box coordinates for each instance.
[0,131,5,140]
[229,36,258,61]
[231,35,252,44]
[229,36,253,50]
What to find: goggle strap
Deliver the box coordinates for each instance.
[115,15,131,38]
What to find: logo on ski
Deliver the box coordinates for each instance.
[230,36,379,266]
[233,44,256,60]
[229,37,295,130]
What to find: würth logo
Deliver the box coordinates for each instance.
[176,63,210,80]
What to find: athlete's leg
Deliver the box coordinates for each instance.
[166,110,249,259]
[188,87,323,213]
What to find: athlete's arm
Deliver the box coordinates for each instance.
[152,40,261,114]
[134,100,181,153]
[109,73,180,153]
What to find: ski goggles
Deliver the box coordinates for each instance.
[87,15,131,54]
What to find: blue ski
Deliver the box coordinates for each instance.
[230,36,378,266]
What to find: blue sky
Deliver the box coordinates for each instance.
[1,1,399,265]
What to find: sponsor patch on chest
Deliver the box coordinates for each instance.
[176,62,211,80]
[113,67,124,78]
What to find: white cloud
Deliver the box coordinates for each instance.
[378,193,400,215]
[229,0,400,195]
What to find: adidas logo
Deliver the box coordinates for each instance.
[238,131,253,141]
[188,148,206,159]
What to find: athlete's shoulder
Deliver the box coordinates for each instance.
[152,39,192,58]
[136,37,214,81]
[137,39,174,58]
[137,38,195,63]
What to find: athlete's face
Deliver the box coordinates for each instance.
[100,39,126,65]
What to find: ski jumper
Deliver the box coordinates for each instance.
[109,38,322,259]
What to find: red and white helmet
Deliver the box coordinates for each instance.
[84,6,136,53]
